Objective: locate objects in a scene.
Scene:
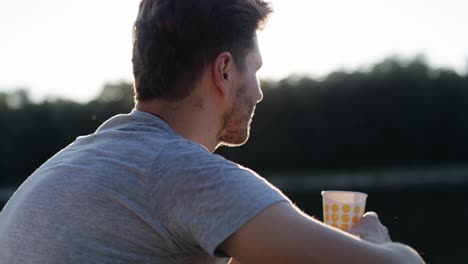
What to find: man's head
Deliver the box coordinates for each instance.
[132,0,272,102]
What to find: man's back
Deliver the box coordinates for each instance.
[0,110,287,264]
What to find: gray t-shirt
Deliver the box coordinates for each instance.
[0,110,289,264]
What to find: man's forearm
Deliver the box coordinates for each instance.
[382,242,425,264]
[220,202,425,264]
[227,243,424,264]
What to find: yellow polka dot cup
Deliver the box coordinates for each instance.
[321,191,367,231]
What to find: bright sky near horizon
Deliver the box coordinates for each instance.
[1,0,467,102]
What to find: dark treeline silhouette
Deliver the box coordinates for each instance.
[0,82,134,186]
[1,56,468,186]
[220,56,468,174]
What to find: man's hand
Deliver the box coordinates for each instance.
[349,211,391,244]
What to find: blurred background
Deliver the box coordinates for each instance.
[1,0,467,263]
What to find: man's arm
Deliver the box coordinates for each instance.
[229,259,241,264]
[219,202,424,264]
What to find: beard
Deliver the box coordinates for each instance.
[217,83,256,147]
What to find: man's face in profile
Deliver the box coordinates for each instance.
[218,38,263,147]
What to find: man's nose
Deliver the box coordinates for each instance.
[256,85,263,103]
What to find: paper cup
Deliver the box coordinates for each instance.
[321,190,368,231]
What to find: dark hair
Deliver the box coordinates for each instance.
[132,0,272,101]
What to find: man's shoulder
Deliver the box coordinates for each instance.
[158,139,240,170]
[86,111,184,151]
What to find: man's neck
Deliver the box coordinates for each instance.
[135,97,221,153]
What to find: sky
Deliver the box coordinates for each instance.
[1,0,467,102]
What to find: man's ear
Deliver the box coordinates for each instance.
[213,51,235,97]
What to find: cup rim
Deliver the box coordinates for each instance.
[321,190,368,198]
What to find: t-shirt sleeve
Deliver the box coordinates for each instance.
[148,141,291,257]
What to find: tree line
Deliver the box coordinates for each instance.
[1,56,468,186]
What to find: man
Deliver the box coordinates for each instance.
[0,0,424,263]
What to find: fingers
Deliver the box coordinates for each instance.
[359,211,380,225]
[363,211,379,219]
[349,211,391,244]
